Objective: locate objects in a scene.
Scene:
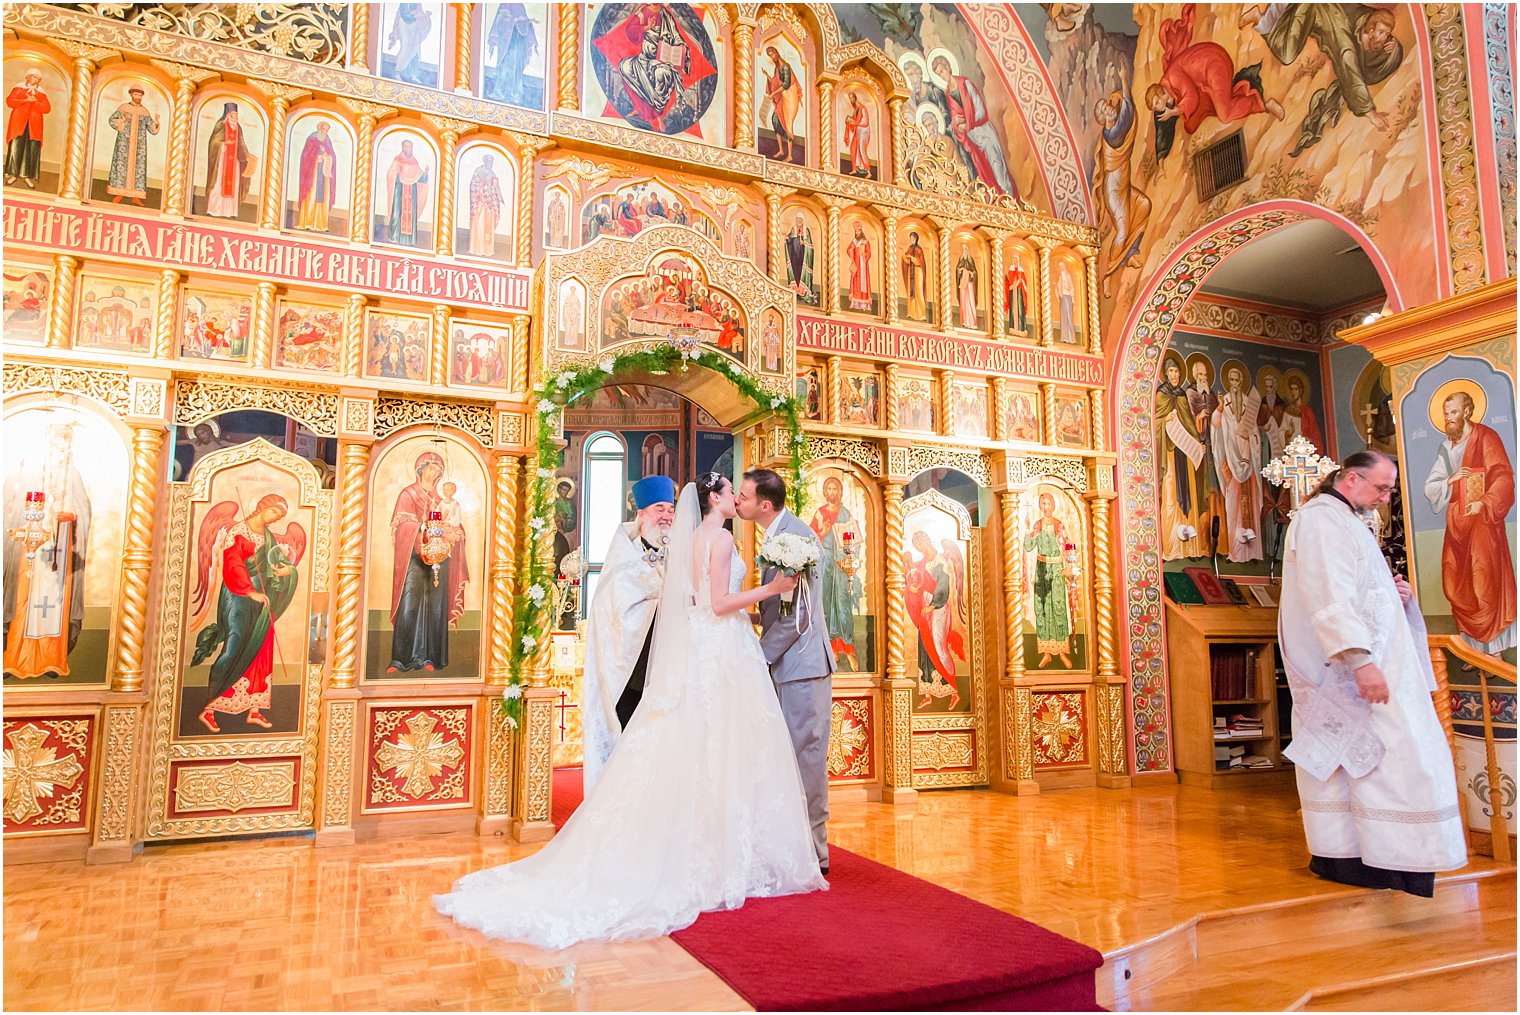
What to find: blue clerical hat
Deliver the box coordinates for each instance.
[631,475,676,509]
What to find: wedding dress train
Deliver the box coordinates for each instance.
[434,487,825,948]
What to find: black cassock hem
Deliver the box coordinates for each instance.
[1308,855,1436,898]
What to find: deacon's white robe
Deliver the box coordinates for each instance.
[581,521,663,793]
[1279,494,1467,873]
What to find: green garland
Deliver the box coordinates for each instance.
[499,343,807,722]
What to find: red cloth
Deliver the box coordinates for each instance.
[1158,4,1267,133]
[6,84,49,143]
[218,533,272,698]
[1442,422,1517,644]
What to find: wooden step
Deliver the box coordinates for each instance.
[1100,867,1517,1011]
[1291,952,1518,1011]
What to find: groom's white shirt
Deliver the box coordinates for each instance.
[762,511,785,545]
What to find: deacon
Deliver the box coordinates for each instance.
[580,474,675,793]
[1279,450,1466,897]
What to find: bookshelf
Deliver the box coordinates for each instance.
[1164,600,1295,789]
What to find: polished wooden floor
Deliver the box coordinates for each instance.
[4,780,1514,1011]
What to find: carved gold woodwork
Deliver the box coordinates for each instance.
[339,98,397,244]
[883,363,900,432]
[817,78,835,173]
[342,293,367,377]
[150,60,219,217]
[818,195,852,316]
[756,182,795,284]
[905,445,991,487]
[1000,488,1025,681]
[1040,381,1057,446]
[512,686,556,841]
[936,368,956,437]
[144,441,333,840]
[454,4,472,92]
[52,39,118,201]
[888,97,906,185]
[1076,244,1101,356]
[930,217,954,331]
[328,439,372,690]
[1094,682,1127,779]
[348,2,369,70]
[990,377,1009,442]
[175,376,339,435]
[1030,236,1056,348]
[88,704,141,861]
[874,205,902,325]
[733,19,756,149]
[486,453,523,686]
[3,361,132,413]
[250,80,312,230]
[804,436,883,476]
[429,304,452,386]
[251,282,278,369]
[879,480,914,799]
[825,355,843,425]
[556,3,579,111]
[1088,388,1106,453]
[425,115,476,257]
[510,134,555,266]
[1013,686,1034,781]
[318,696,358,836]
[151,270,180,359]
[509,315,530,394]
[1087,492,1118,683]
[47,254,79,349]
[113,423,166,693]
[987,228,1010,335]
[481,703,516,827]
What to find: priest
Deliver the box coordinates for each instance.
[1279,450,1466,897]
[580,474,675,792]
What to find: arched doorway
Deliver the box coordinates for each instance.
[1110,202,1403,775]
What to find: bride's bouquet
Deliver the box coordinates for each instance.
[757,532,820,618]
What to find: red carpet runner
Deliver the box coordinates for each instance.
[551,768,1103,1011]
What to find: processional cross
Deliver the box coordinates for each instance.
[1262,434,1338,515]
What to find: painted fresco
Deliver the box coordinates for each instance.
[3,404,128,687]
[839,370,880,427]
[1005,385,1041,442]
[556,277,588,350]
[543,185,572,250]
[836,75,881,180]
[448,320,513,388]
[756,28,808,166]
[178,289,253,363]
[953,382,988,439]
[371,127,437,251]
[365,308,430,382]
[74,274,156,354]
[378,2,445,88]
[1001,236,1038,339]
[177,455,317,737]
[3,54,68,194]
[1052,250,1085,345]
[89,73,169,208]
[839,210,882,317]
[171,411,338,487]
[838,2,1045,208]
[366,434,489,679]
[898,220,934,324]
[1399,354,1517,656]
[1158,330,1329,571]
[795,364,823,420]
[478,3,549,110]
[274,300,342,374]
[2,263,51,344]
[903,494,972,713]
[803,465,875,674]
[1053,392,1089,448]
[580,178,719,245]
[189,94,266,223]
[1329,342,1395,459]
[950,232,986,332]
[1021,484,1089,672]
[283,110,354,235]
[584,3,726,142]
[455,141,513,261]
[600,253,745,364]
[898,375,935,432]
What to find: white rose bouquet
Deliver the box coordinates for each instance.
[757,532,820,617]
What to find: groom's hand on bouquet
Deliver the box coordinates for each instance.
[769,573,799,596]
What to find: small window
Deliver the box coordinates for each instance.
[1193,130,1247,202]
[581,432,626,616]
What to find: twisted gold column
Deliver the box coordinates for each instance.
[1000,490,1025,682]
[1077,245,1101,355]
[54,42,117,200]
[884,363,901,432]
[430,303,452,385]
[556,3,580,111]
[511,135,555,266]
[426,116,474,255]
[991,377,1009,442]
[528,523,556,687]
[818,80,836,171]
[328,440,372,689]
[454,3,473,91]
[112,424,166,692]
[733,21,755,149]
[889,97,906,185]
[1088,388,1106,453]
[937,369,956,436]
[1090,495,1117,681]
[486,453,523,686]
[46,254,79,350]
[251,282,277,368]
[340,100,396,243]
[757,183,794,283]
[875,206,901,325]
[252,82,309,230]
[820,196,849,314]
[826,355,844,425]
[1031,236,1055,348]
[151,269,179,359]
[349,3,370,69]
[510,315,531,394]
[153,62,215,216]
[933,219,954,331]
[880,480,916,802]
[342,293,366,377]
[988,228,1008,336]
[1041,382,1057,446]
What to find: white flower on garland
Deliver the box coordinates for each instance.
[537,467,554,479]
[526,584,546,604]
[529,515,547,533]
[771,397,784,409]
[599,357,616,373]
[502,683,522,700]
[536,398,558,415]
[793,431,806,445]
[521,634,537,651]
[504,714,518,730]
[555,370,577,389]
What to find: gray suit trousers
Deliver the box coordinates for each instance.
[775,674,831,866]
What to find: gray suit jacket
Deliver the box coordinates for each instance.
[757,510,836,684]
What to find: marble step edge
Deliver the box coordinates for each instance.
[1285,950,1519,1012]
[1097,866,1516,1002]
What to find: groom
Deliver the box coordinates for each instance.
[738,468,835,874]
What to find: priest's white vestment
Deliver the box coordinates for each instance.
[1278,493,1466,874]
[581,521,663,792]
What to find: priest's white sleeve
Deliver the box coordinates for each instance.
[1285,506,1373,663]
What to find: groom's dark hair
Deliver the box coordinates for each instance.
[743,468,787,510]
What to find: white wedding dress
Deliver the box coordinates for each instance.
[435,486,826,949]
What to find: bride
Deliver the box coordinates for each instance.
[435,474,827,948]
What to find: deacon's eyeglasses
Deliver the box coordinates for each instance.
[1349,470,1397,494]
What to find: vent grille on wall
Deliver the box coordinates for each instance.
[1193,131,1247,202]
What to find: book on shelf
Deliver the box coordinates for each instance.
[1184,566,1232,605]
[1210,646,1255,700]
[1240,754,1273,769]
[1248,584,1278,608]
[1219,577,1248,606]
[1164,570,1204,604]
